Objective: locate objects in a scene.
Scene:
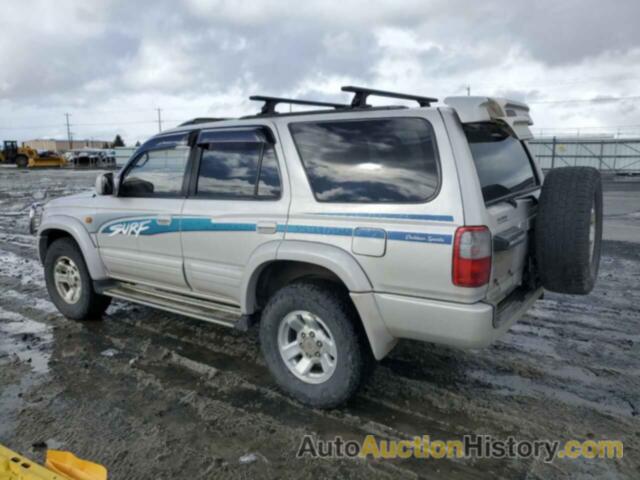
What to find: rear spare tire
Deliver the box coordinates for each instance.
[535,167,602,294]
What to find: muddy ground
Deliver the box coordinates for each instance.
[0,167,638,479]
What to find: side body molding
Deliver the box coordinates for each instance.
[38,215,108,280]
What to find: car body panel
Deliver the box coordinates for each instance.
[35,97,543,360]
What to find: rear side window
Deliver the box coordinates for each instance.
[289,118,439,203]
[196,142,281,199]
[464,123,538,203]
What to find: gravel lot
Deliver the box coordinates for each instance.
[0,167,638,479]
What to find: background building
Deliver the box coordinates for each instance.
[22,139,111,152]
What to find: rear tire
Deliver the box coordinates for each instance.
[535,167,603,294]
[44,238,111,320]
[259,280,372,408]
[15,155,28,168]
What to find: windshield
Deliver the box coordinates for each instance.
[464,123,538,203]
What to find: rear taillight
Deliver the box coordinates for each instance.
[452,226,492,287]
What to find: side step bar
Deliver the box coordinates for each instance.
[103,283,244,329]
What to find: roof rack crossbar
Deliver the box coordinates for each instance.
[341,86,438,108]
[249,95,350,115]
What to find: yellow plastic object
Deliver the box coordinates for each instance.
[0,444,66,480]
[45,451,106,480]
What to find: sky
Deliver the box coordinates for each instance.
[2,0,640,146]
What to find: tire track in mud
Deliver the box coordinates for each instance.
[1,241,639,478]
[1,170,639,478]
[0,250,477,477]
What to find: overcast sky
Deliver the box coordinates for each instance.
[2,0,640,145]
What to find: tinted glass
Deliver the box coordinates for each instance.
[464,123,538,203]
[197,143,260,197]
[196,142,281,199]
[290,118,439,203]
[257,145,281,198]
[121,145,190,196]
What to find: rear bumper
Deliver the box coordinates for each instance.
[376,286,544,349]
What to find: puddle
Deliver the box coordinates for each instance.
[0,307,52,375]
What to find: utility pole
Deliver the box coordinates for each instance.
[156,108,163,133]
[466,85,471,96]
[64,113,73,149]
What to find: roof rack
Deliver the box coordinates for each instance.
[249,95,350,115]
[341,86,438,108]
[179,117,228,127]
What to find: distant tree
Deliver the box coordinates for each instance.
[102,142,109,149]
[135,140,141,147]
[112,135,125,148]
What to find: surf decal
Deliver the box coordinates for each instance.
[99,216,453,245]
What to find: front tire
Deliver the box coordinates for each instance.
[44,238,111,320]
[259,280,371,408]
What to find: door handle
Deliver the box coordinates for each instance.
[256,221,278,234]
[156,215,172,226]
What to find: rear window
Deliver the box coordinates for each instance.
[289,118,439,203]
[464,123,538,203]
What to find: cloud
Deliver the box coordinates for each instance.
[1,0,640,143]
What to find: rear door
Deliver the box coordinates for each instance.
[180,125,288,304]
[463,122,541,303]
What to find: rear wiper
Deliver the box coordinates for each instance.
[486,185,541,208]
[514,191,539,205]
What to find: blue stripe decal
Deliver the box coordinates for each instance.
[99,216,452,245]
[387,231,452,244]
[353,228,386,239]
[312,212,454,222]
[180,217,256,233]
[282,224,353,236]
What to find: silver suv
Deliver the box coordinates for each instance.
[30,86,603,408]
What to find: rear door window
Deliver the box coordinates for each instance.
[464,123,539,203]
[195,135,281,200]
[289,118,439,203]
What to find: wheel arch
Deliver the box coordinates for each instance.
[241,240,373,314]
[38,215,108,280]
[241,241,396,360]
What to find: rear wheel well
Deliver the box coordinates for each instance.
[255,261,347,310]
[254,261,373,357]
[39,229,75,263]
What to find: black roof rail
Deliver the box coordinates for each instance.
[341,86,438,108]
[179,117,229,127]
[250,95,350,115]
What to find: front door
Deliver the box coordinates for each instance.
[180,126,289,304]
[95,132,192,290]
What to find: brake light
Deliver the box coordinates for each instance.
[452,226,492,287]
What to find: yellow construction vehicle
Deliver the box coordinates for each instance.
[0,140,66,168]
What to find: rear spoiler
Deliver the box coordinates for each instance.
[443,96,534,140]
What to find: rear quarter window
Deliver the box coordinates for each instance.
[289,118,439,203]
[464,123,538,203]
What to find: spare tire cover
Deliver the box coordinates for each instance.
[535,167,603,294]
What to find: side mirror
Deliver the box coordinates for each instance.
[95,172,114,195]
